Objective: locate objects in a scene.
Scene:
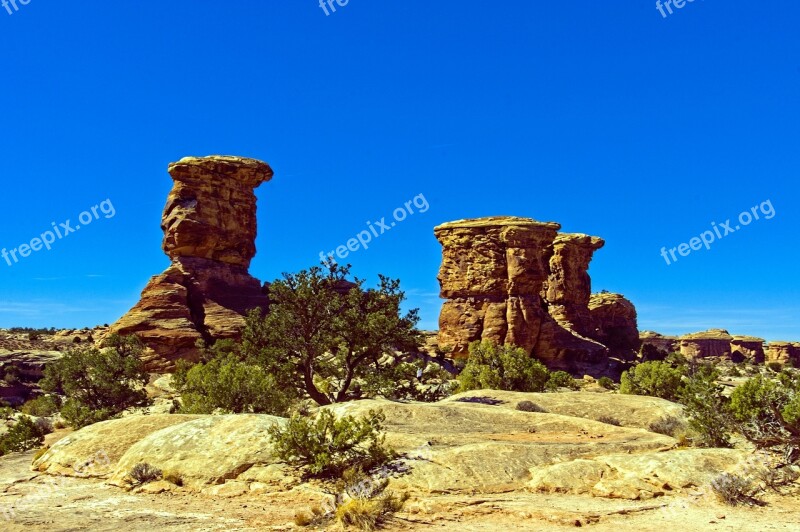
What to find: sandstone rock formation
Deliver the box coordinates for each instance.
[109,156,273,371]
[639,331,679,355]
[435,216,637,372]
[587,293,640,360]
[679,329,734,359]
[766,341,800,365]
[730,335,766,363]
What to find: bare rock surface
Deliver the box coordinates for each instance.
[109,156,273,370]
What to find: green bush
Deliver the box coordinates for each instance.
[545,371,578,391]
[767,362,783,372]
[40,334,149,428]
[619,361,685,401]
[20,395,61,417]
[0,416,48,455]
[597,376,615,390]
[174,354,290,415]
[729,374,800,452]
[269,409,395,479]
[457,341,549,393]
[679,364,733,448]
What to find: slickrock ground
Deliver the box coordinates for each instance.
[3,391,798,531]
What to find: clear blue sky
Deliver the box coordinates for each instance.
[0,1,798,341]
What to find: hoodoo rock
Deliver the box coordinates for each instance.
[435,216,637,372]
[110,156,273,371]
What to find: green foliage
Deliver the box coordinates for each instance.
[268,409,395,479]
[679,364,733,448]
[767,361,783,372]
[545,371,578,391]
[174,354,291,415]
[619,361,685,401]
[597,376,615,390]
[0,416,48,455]
[40,334,149,428]
[20,395,61,417]
[457,341,550,393]
[241,265,420,405]
[729,373,800,453]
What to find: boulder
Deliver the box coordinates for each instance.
[109,156,273,370]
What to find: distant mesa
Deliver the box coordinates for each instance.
[108,156,273,371]
[434,216,639,374]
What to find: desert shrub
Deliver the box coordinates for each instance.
[335,492,407,531]
[619,361,685,401]
[516,400,547,413]
[545,371,578,391]
[129,463,162,484]
[679,364,733,448]
[240,265,420,405]
[0,416,48,455]
[711,473,761,506]
[269,409,395,479]
[20,395,61,417]
[597,415,622,426]
[597,376,615,390]
[162,471,183,486]
[457,341,549,393]
[649,415,685,437]
[729,374,800,455]
[767,362,783,372]
[27,332,40,342]
[0,406,15,420]
[2,365,20,385]
[174,355,290,416]
[40,334,149,428]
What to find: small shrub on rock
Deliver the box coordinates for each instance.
[711,473,761,506]
[648,415,685,437]
[130,463,163,485]
[597,415,622,426]
[767,362,783,373]
[620,361,685,401]
[457,341,549,393]
[545,371,578,391]
[335,491,408,531]
[516,400,547,413]
[0,416,48,455]
[597,377,615,390]
[269,409,395,479]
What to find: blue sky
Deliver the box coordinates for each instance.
[0,1,798,341]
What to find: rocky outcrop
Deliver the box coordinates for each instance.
[766,342,800,365]
[587,293,640,360]
[435,216,635,372]
[730,336,766,364]
[0,350,63,405]
[639,331,679,355]
[679,329,733,360]
[110,156,273,371]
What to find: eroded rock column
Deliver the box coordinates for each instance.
[110,156,273,371]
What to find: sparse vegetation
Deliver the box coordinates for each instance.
[268,409,395,479]
[457,341,549,393]
[597,415,622,426]
[335,491,407,531]
[0,416,49,456]
[711,472,761,506]
[545,370,579,391]
[173,352,291,416]
[516,400,547,413]
[129,462,163,485]
[619,360,685,401]
[648,415,685,437]
[597,376,615,390]
[40,334,150,428]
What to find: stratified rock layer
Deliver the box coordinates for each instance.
[587,293,640,360]
[110,156,273,371]
[766,342,800,365]
[435,216,637,372]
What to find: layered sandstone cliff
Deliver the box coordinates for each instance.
[435,216,637,372]
[765,342,800,365]
[110,156,273,371]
